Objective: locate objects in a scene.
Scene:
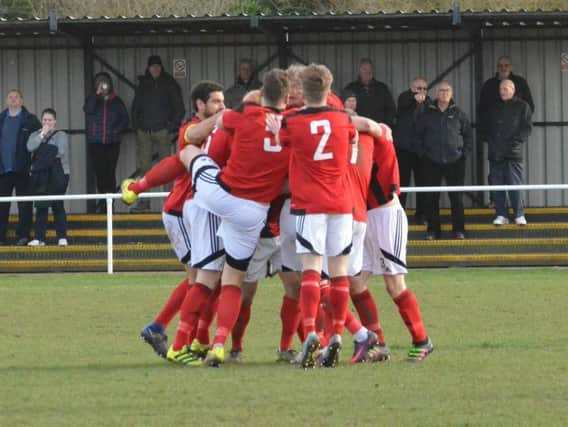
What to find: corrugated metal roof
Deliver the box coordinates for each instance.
[0,10,566,37]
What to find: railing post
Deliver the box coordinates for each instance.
[106,196,114,274]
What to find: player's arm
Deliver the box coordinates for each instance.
[185,111,223,146]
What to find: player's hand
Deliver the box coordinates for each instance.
[265,113,282,136]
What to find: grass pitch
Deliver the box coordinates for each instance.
[1,269,568,426]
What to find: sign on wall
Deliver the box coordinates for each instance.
[173,59,187,79]
[562,52,568,72]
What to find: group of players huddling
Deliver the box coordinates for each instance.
[121,63,433,368]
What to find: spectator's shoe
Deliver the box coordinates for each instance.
[166,345,202,366]
[16,237,30,246]
[227,349,242,363]
[204,346,225,367]
[406,337,434,363]
[414,213,427,226]
[366,343,392,363]
[320,334,342,368]
[141,324,168,358]
[189,338,209,359]
[299,332,321,369]
[514,216,527,225]
[493,216,509,225]
[58,238,68,246]
[27,239,45,247]
[120,179,138,206]
[453,232,465,240]
[276,348,298,364]
[425,232,439,241]
[350,331,378,364]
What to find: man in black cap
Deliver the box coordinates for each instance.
[131,54,185,212]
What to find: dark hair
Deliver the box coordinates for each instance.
[190,81,224,111]
[262,69,289,107]
[41,108,57,119]
[360,57,373,66]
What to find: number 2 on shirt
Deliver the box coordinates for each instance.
[311,120,332,161]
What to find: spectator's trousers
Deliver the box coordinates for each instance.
[0,171,32,242]
[135,129,172,176]
[489,160,524,218]
[396,147,426,215]
[33,175,69,241]
[89,143,121,193]
[422,156,466,234]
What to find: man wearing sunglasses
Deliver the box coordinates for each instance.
[393,77,431,225]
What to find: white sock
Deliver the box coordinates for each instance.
[354,327,369,343]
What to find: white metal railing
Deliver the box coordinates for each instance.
[1,183,568,274]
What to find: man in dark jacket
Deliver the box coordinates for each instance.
[224,59,262,108]
[481,79,533,225]
[343,58,396,127]
[131,55,185,211]
[84,72,129,213]
[477,56,534,207]
[416,82,473,240]
[393,77,431,222]
[0,89,41,245]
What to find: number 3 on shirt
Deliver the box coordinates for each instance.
[311,120,332,161]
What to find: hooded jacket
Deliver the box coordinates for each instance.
[482,97,533,162]
[131,67,185,132]
[83,72,129,145]
[0,106,41,174]
[416,100,473,165]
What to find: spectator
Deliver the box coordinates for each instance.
[393,77,431,224]
[478,56,534,207]
[131,54,185,212]
[416,82,473,240]
[84,72,129,213]
[481,79,533,225]
[26,108,70,246]
[0,89,41,246]
[343,58,396,127]
[343,92,357,111]
[224,58,262,108]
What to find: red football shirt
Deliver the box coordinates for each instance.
[366,124,401,209]
[218,103,289,204]
[280,106,357,214]
[203,127,232,169]
[162,116,201,214]
[326,92,344,110]
[349,133,374,222]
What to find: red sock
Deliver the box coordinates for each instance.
[195,284,221,346]
[280,295,300,351]
[212,285,242,347]
[172,283,212,351]
[231,302,252,352]
[154,278,191,327]
[296,319,305,343]
[344,308,363,336]
[393,289,427,344]
[329,276,350,336]
[352,289,385,343]
[319,284,333,345]
[300,270,321,336]
[130,154,185,193]
[316,283,329,336]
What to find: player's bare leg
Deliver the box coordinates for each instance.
[228,280,258,362]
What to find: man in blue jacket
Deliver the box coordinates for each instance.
[0,89,41,245]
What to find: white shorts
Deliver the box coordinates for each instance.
[162,211,191,264]
[296,213,353,257]
[348,220,367,276]
[244,236,282,283]
[363,203,408,275]
[279,199,302,272]
[191,155,267,265]
[183,199,224,271]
